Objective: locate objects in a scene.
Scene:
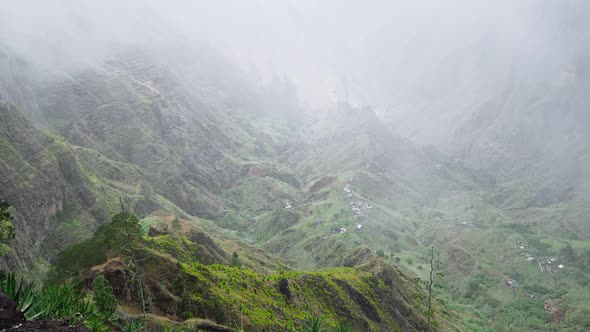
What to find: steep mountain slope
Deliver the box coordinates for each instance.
[1,41,588,330]
[249,104,494,270]
[0,50,467,330]
[354,7,590,327]
[0,101,164,270]
[0,48,277,269]
[48,211,440,331]
[372,1,590,198]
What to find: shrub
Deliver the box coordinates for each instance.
[231,251,242,268]
[48,212,143,283]
[0,199,15,254]
[84,316,109,332]
[0,200,13,236]
[333,321,352,332]
[92,275,118,318]
[121,320,145,332]
[376,249,385,258]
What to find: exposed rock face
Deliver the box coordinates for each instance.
[61,99,239,218]
[86,258,131,301]
[0,289,25,329]
[446,247,476,276]
[0,55,260,266]
[185,228,229,264]
[277,277,291,301]
[0,102,161,268]
[147,223,170,237]
[0,102,82,267]
[85,256,184,317]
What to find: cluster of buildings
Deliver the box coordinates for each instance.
[515,239,565,273]
[538,258,565,274]
[327,179,374,235]
[343,179,372,229]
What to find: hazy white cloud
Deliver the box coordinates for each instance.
[1,0,587,116]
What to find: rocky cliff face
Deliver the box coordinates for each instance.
[0,101,167,268]
[0,47,303,270]
[0,102,88,267]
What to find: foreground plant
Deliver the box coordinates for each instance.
[333,321,353,332]
[302,315,329,332]
[121,320,145,332]
[0,272,107,327]
[0,271,38,319]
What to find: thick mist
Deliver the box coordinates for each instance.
[2,0,589,150]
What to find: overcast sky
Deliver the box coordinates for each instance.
[1,0,587,126]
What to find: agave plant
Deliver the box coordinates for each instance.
[35,283,93,320]
[0,272,101,324]
[302,315,329,332]
[0,272,41,320]
[122,320,146,332]
[84,316,109,332]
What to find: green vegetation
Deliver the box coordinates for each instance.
[0,272,106,329]
[409,247,445,332]
[92,276,118,318]
[302,315,329,332]
[49,212,143,282]
[37,210,436,331]
[333,321,353,332]
[231,251,242,268]
[0,271,39,320]
[0,199,15,255]
[1,49,589,332]
[496,297,550,330]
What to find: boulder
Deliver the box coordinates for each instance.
[147,223,170,237]
[0,289,25,329]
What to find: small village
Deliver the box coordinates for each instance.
[325,178,373,234]
[344,179,372,231]
[514,238,565,275]
[500,238,568,296]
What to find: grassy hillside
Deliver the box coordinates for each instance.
[47,212,457,331]
[0,49,588,331]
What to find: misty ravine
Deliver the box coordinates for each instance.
[1,1,589,331]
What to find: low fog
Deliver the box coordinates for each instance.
[1,0,589,150]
